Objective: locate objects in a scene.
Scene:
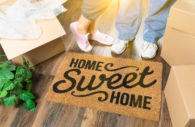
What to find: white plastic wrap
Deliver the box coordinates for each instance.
[0,0,66,39]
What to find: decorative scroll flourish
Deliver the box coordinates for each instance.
[71,91,108,102]
[104,63,139,71]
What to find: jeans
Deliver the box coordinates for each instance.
[116,0,175,43]
[82,0,175,43]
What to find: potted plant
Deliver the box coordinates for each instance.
[0,55,36,111]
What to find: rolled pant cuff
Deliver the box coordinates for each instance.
[118,35,135,41]
[118,32,135,41]
[143,36,156,43]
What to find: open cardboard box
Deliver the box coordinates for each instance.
[161,0,195,66]
[0,0,66,65]
[165,65,195,127]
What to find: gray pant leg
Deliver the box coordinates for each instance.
[116,0,143,41]
[82,0,112,20]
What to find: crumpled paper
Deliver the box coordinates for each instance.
[0,0,66,39]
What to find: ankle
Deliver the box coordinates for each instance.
[77,24,88,35]
[88,29,96,35]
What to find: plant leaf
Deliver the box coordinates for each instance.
[26,80,32,91]
[14,97,19,104]
[17,83,23,88]
[4,95,16,107]
[0,90,7,98]
[22,57,29,66]
[0,69,14,80]
[13,79,23,88]
[13,78,23,85]
[23,99,35,111]
[19,90,35,101]
[0,78,7,90]
[6,65,16,71]
[12,86,22,95]
[22,57,34,70]
[26,69,32,79]
[0,61,11,68]
[0,61,16,71]
[3,81,15,91]
[15,66,26,81]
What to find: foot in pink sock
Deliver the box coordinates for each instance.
[70,22,92,52]
[89,30,113,45]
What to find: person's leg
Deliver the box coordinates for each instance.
[77,15,93,35]
[116,0,143,41]
[70,0,113,52]
[78,0,112,35]
[143,0,176,43]
[141,0,175,59]
[111,0,143,54]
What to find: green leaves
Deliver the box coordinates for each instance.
[22,57,28,66]
[26,80,32,92]
[0,69,14,80]
[0,61,16,71]
[15,66,32,81]
[26,70,32,79]
[3,81,15,91]
[0,90,7,98]
[0,56,36,111]
[12,86,22,95]
[19,90,35,101]
[0,78,7,90]
[4,95,17,107]
[23,99,35,111]
[15,66,26,81]
[22,57,33,70]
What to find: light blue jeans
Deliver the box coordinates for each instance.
[116,0,175,43]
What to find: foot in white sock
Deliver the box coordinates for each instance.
[141,41,158,59]
[111,39,129,54]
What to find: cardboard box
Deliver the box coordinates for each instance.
[161,0,195,65]
[167,0,195,35]
[0,0,66,65]
[165,65,195,127]
[161,27,195,65]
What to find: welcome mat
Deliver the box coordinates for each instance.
[46,52,162,121]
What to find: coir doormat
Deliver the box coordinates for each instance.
[46,52,162,121]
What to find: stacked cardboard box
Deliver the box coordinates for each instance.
[161,0,195,66]
[0,0,66,66]
[165,66,195,127]
[162,0,195,127]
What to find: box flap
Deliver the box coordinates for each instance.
[173,65,195,118]
[167,0,195,35]
[0,0,66,60]
[0,18,66,60]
